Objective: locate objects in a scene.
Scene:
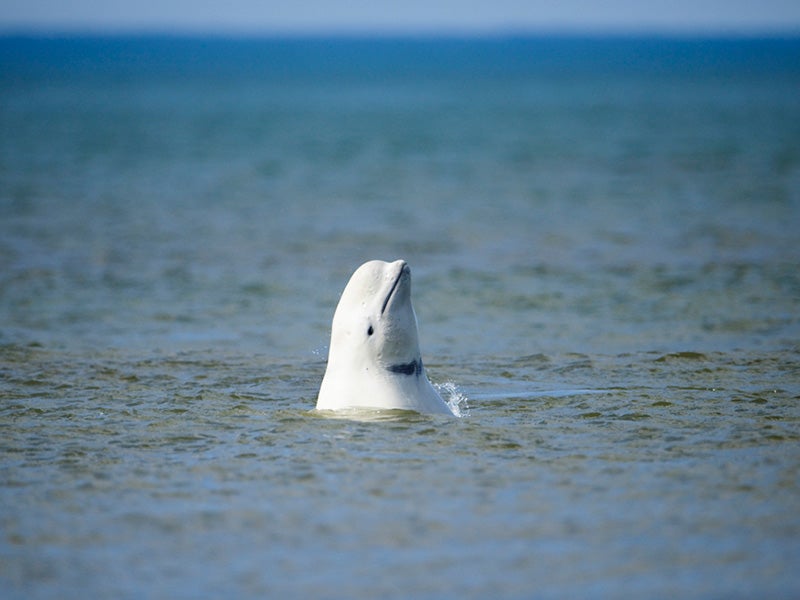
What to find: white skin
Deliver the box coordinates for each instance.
[316,259,453,415]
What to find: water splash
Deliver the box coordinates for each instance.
[436,381,470,418]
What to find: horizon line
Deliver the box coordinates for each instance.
[2,23,800,40]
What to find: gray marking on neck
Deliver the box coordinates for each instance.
[386,358,422,376]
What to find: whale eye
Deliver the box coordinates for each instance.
[367,325,374,336]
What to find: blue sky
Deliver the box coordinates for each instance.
[2,0,800,33]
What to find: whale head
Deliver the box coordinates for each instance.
[326,259,421,374]
[317,259,454,415]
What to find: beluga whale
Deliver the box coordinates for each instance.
[316,259,455,416]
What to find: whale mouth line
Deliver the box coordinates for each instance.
[380,263,406,315]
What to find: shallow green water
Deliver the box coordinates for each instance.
[2,344,798,597]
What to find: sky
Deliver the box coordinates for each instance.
[2,0,800,34]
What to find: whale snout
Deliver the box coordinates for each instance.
[388,259,409,274]
[381,260,412,315]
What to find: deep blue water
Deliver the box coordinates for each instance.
[2,35,800,81]
[1,35,799,598]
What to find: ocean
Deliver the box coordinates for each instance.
[1,35,799,598]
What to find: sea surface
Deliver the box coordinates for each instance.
[1,35,799,598]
